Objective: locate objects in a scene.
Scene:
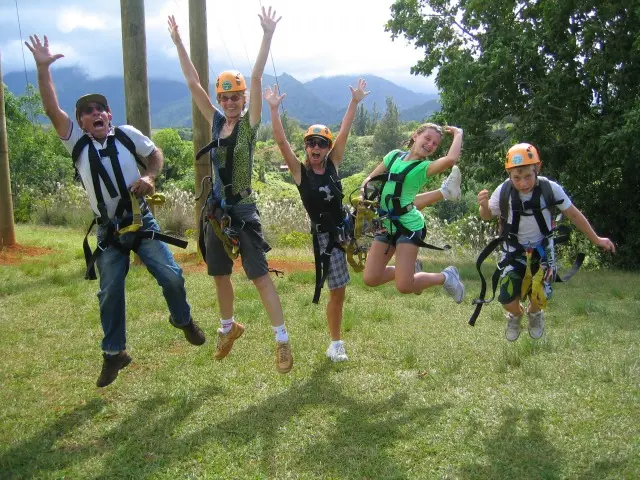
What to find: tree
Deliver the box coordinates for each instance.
[386,0,640,267]
[353,103,369,136]
[372,97,404,158]
[151,128,192,187]
[367,101,380,135]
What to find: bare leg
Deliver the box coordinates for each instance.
[363,240,396,287]
[394,242,446,294]
[213,275,234,319]
[414,190,444,210]
[252,273,285,327]
[503,299,524,316]
[327,286,346,341]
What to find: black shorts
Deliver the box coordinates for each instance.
[205,203,271,280]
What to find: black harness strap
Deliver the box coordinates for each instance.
[365,152,449,251]
[310,213,346,304]
[469,179,582,325]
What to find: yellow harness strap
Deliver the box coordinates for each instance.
[520,249,548,309]
[210,214,240,260]
[345,199,377,272]
[117,192,143,234]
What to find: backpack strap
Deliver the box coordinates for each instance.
[114,127,147,170]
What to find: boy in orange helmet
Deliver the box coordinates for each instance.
[477,143,615,341]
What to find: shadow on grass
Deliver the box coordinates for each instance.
[88,362,449,479]
[459,407,560,479]
[0,398,107,479]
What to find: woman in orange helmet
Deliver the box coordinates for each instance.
[264,80,369,362]
[168,7,293,374]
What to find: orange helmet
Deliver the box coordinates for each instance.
[304,125,333,146]
[215,70,246,94]
[505,143,540,169]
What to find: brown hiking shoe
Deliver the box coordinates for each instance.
[275,341,293,374]
[96,351,132,388]
[214,322,245,360]
[170,316,206,346]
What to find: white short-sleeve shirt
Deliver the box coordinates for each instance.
[60,123,155,218]
[488,176,572,247]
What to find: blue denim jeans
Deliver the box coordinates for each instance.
[96,212,191,352]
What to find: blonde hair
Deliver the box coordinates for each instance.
[405,123,443,149]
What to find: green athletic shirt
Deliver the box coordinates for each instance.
[380,149,432,232]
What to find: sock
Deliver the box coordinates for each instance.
[104,350,120,356]
[219,317,234,334]
[273,324,289,343]
[331,340,343,348]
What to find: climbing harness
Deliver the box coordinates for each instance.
[360,151,450,251]
[73,129,187,280]
[468,178,585,326]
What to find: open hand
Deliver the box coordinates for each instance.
[264,85,286,108]
[167,15,182,45]
[24,35,63,67]
[350,78,370,103]
[259,6,281,35]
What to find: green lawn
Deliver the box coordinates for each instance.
[1,225,638,479]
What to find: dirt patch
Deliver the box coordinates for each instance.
[175,252,314,275]
[0,244,54,266]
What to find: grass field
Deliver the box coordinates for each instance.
[1,225,638,479]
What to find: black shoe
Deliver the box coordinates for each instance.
[170,316,206,346]
[96,351,132,388]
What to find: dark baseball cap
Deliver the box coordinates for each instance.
[75,93,109,111]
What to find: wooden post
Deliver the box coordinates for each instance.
[189,0,212,251]
[0,50,17,249]
[120,0,151,137]
[120,0,151,264]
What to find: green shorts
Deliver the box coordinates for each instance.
[498,255,541,304]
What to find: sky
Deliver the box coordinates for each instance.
[0,0,438,94]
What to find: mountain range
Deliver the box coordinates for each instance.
[4,68,440,128]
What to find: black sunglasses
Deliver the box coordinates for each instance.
[81,104,107,115]
[305,138,329,149]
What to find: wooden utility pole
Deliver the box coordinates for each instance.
[120,0,151,137]
[189,0,212,238]
[0,50,17,248]
[121,0,151,264]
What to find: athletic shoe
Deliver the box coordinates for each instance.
[442,266,465,304]
[214,322,245,360]
[170,316,206,346]
[505,313,523,342]
[527,310,545,339]
[276,341,293,373]
[96,351,132,388]
[440,165,462,200]
[326,341,348,362]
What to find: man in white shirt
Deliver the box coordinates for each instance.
[26,34,206,388]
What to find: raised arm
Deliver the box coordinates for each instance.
[330,79,369,169]
[24,35,71,137]
[264,85,302,185]
[249,6,281,128]
[426,126,463,176]
[167,15,216,123]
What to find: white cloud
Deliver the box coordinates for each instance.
[57,8,110,33]
[1,0,437,93]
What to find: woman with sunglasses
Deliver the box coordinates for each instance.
[360,123,465,302]
[168,7,294,374]
[264,80,369,362]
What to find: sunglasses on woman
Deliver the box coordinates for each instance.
[81,104,107,115]
[219,93,243,103]
[305,138,330,149]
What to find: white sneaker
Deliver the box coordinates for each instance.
[440,165,462,200]
[505,313,523,342]
[527,310,545,339]
[326,341,348,362]
[442,266,464,304]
